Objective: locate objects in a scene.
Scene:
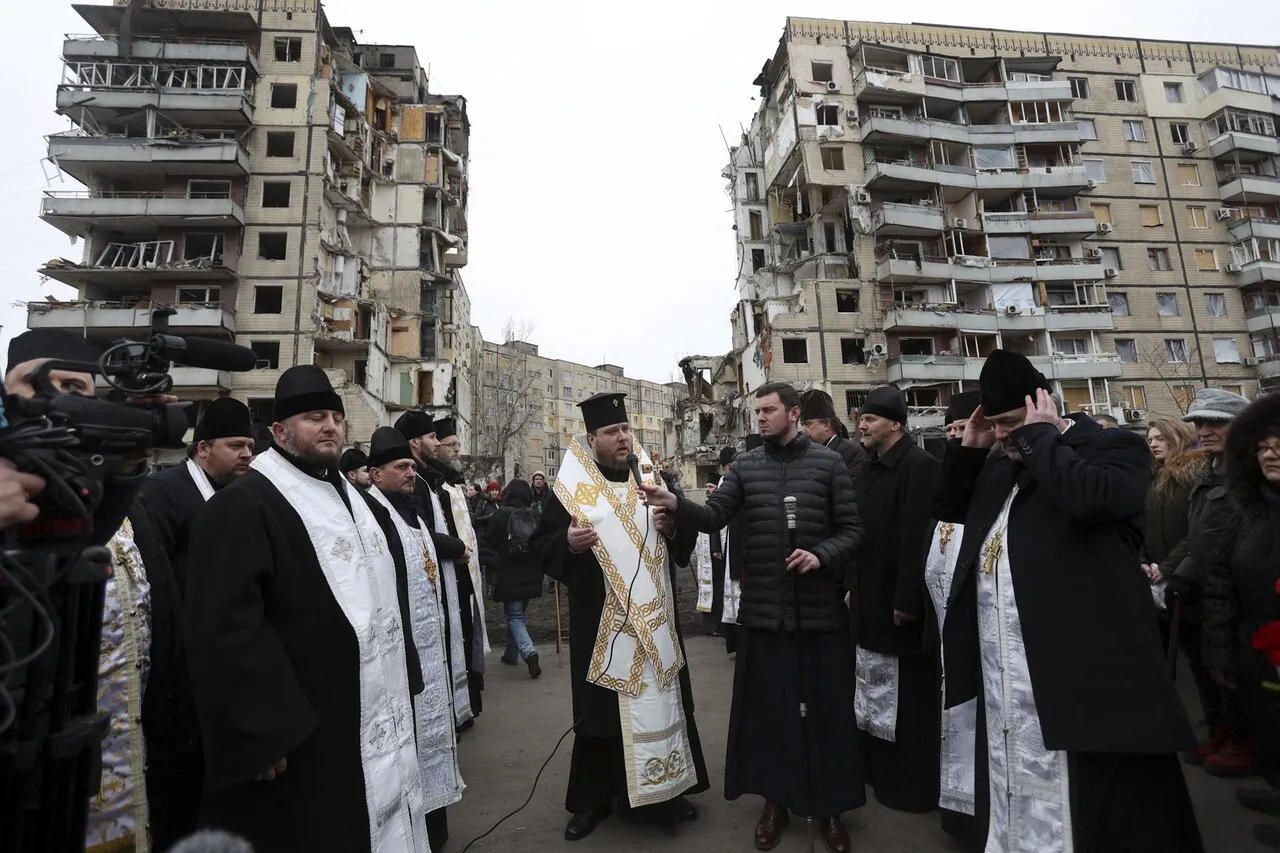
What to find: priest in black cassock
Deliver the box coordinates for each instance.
[137,397,256,849]
[641,382,864,853]
[186,366,429,853]
[936,350,1202,852]
[530,391,709,843]
[851,385,942,814]
[396,411,486,723]
[340,447,371,491]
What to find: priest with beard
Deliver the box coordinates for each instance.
[364,426,466,852]
[530,392,709,843]
[340,447,372,491]
[936,351,1201,852]
[395,411,486,724]
[185,366,429,853]
[136,397,256,849]
[923,390,983,848]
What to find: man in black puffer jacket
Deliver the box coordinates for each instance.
[487,478,544,679]
[643,381,865,853]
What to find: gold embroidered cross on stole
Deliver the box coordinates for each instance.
[938,523,955,553]
[980,530,1003,574]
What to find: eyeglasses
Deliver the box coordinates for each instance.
[1257,439,1280,459]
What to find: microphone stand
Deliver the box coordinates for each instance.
[784,497,816,853]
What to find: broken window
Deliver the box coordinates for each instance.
[782,339,809,363]
[751,249,766,272]
[1157,292,1180,316]
[188,180,230,199]
[250,341,280,369]
[823,221,838,253]
[820,147,845,171]
[183,233,223,262]
[270,83,298,109]
[379,53,396,68]
[254,285,284,314]
[810,62,833,83]
[266,131,295,157]
[426,114,444,144]
[840,338,866,364]
[845,390,868,417]
[177,286,220,304]
[748,211,764,241]
[262,181,291,207]
[899,338,935,356]
[274,38,302,62]
[835,289,859,312]
[745,172,760,202]
[817,104,839,126]
[355,359,368,387]
[258,232,288,260]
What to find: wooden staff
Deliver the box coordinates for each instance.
[554,580,564,666]
[1166,593,1183,679]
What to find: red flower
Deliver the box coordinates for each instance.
[1253,622,1280,666]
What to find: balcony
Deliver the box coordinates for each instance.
[39,240,237,289]
[863,158,977,199]
[859,113,969,145]
[1228,217,1280,243]
[1246,305,1280,334]
[981,210,1097,237]
[1231,259,1280,287]
[1048,352,1123,380]
[853,67,926,101]
[989,257,1105,283]
[877,254,1103,285]
[882,306,999,333]
[884,302,1113,334]
[169,366,232,389]
[62,35,259,74]
[47,133,249,183]
[871,202,946,236]
[26,301,235,337]
[885,352,1119,383]
[1005,79,1074,102]
[56,61,255,128]
[1258,354,1280,383]
[1208,131,1280,161]
[968,121,1080,146]
[1219,173,1280,204]
[876,254,979,284]
[72,2,260,38]
[40,190,245,238]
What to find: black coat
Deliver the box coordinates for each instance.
[825,432,868,479]
[185,457,421,853]
[673,433,863,633]
[471,495,498,567]
[852,436,941,656]
[936,414,1194,754]
[487,482,544,602]
[530,463,697,737]
[411,459,468,563]
[139,461,212,595]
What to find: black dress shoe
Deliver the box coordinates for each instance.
[565,804,610,841]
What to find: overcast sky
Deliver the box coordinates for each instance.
[1,2,1273,385]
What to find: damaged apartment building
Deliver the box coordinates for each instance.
[28,0,478,449]
[687,17,1278,457]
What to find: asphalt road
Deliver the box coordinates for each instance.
[448,631,1261,852]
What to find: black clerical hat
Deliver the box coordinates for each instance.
[395,410,435,441]
[193,397,253,443]
[744,434,764,451]
[945,391,982,425]
[339,447,368,473]
[5,328,100,374]
[799,389,838,422]
[433,417,457,440]
[273,365,343,422]
[719,447,737,467]
[862,385,908,425]
[979,350,1050,416]
[368,426,414,468]
[579,392,627,432]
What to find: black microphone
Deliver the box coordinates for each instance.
[783,495,798,554]
[151,334,259,372]
[625,452,642,488]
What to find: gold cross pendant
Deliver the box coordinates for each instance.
[980,531,1003,574]
[938,523,955,553]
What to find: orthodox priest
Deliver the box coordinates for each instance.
[137,397,255,848]
[924,390,982,848]
[341,447,371,490]
[936,350,1202,852]
[186,365,429,853]
[396,411,486,722]
[642,382,865,853]
[364,426,465,851]
[851,385,942,814]
[530,392,709,843]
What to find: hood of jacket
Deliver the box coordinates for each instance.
[501,478,532,508]
[1227,392,1280,512]
[1155,448,1207,494]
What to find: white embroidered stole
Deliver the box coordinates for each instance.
[926,520,978,816]
[719,476,740,625]
[368,488,465,812]
[425,485,474,726]
[252,450,426,853]
[978,486,1073,853]
[442,482,491,657]
[694,533,714,614]
[88,519,152,853]
[185,458,217,502]
[551,438,695,807]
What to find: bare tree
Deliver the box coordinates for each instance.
[1134,339,1203,415]
[481,317,540,476]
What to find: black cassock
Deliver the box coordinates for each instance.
[530,464,710,818]
[186,462,422,853]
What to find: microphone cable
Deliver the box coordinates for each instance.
[460,479,652,852]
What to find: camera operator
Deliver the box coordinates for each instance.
[4,328,180,853]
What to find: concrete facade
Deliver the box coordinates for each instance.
[691,18,1279,461]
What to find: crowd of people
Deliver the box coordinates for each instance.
[1,326,1278,852]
